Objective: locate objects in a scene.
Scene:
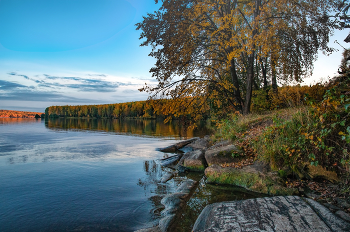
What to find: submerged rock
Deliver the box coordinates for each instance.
[160,172,174,183]
[158,154,182,168]
[138,179,198,232]
[193,196,350,232]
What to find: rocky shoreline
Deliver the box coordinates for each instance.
[137,137,350,231]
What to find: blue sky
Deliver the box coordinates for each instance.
[0,0,349,112]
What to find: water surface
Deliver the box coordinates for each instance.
[0,118,261,232]
[0,118,197,231]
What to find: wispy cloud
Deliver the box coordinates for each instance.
[41,74,129,92]
[0,79,27,90]
[0,89,101,103]
[0,71,148,111]
[7,72,136,92]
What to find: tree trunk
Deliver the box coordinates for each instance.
[230,58,244,113]
[271,55,278,92]
[261,58,268,89]
[243,54,255,115]
[243,0,260,115]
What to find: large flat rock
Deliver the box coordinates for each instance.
[193,196,350,232]
[205,144,242,166]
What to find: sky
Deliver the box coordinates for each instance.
[0,0,349,112]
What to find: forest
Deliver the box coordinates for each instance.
[44,99,206,120]
[0,110,44,118]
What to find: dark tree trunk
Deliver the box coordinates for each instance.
[271,55,278,92]
[230,58,244,113]
[243,0,260,115]
[243,54,255,115]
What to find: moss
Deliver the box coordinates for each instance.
[206,170,261,189]
[278,170,288,178]
[206,169,298,196]
[268,185,298,195]
[185,165,205,172]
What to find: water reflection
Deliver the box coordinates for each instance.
[0,118,42,125]
[45,118,212,139]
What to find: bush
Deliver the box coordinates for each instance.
[251,84,327,113]
[253,83,350,175]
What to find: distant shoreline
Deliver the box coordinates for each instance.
[0,110,44,118]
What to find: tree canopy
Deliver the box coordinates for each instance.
[137,0,339,118]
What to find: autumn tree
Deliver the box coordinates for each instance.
[137,0,338,116]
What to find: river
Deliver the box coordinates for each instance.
[0,118,261,232]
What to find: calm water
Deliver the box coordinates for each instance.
[0,118,210,232]
[0,118,261,232]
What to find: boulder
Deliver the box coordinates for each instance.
[204,144,242,166]
[183,136,211,151]
[160,172,174,183]
[207,140,232,150]
[158,154,182,168]
[205,163,296,195]
[158,137,199,152]
[193,196,350,232]
[177,150,207,172]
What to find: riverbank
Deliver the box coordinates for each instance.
[142,131,350,231]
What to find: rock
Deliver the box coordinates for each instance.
[160,172,174,183]
[207,140,232,150]
[176,179,197,194]
[160,180,197,216]
[156,179,197,231]
[161,193,186,216]
[158,137,199,152]
[205,164,297,195]
[175,137,199,149]
[337,198,350,209]
[204,144,242,166]
[158,154,182,168]
[158,145,177,153]
[182,150,207,172]
[183,137,210,151]
[305,197,350,231]
[304,192,321,200]
[323,203,342,212]
[193,196,350,232]
[158,214,175,232]
[336,210,350,222]
[177,165,190,173]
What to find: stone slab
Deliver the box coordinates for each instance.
[193,196,350,232]
[205,144,242,166]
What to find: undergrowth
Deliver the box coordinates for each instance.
[216,74,350,178]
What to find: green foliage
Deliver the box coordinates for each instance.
[253,79,350,174]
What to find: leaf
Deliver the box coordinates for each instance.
[345,104,350,111]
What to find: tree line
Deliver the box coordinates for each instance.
[45,99,210,119]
